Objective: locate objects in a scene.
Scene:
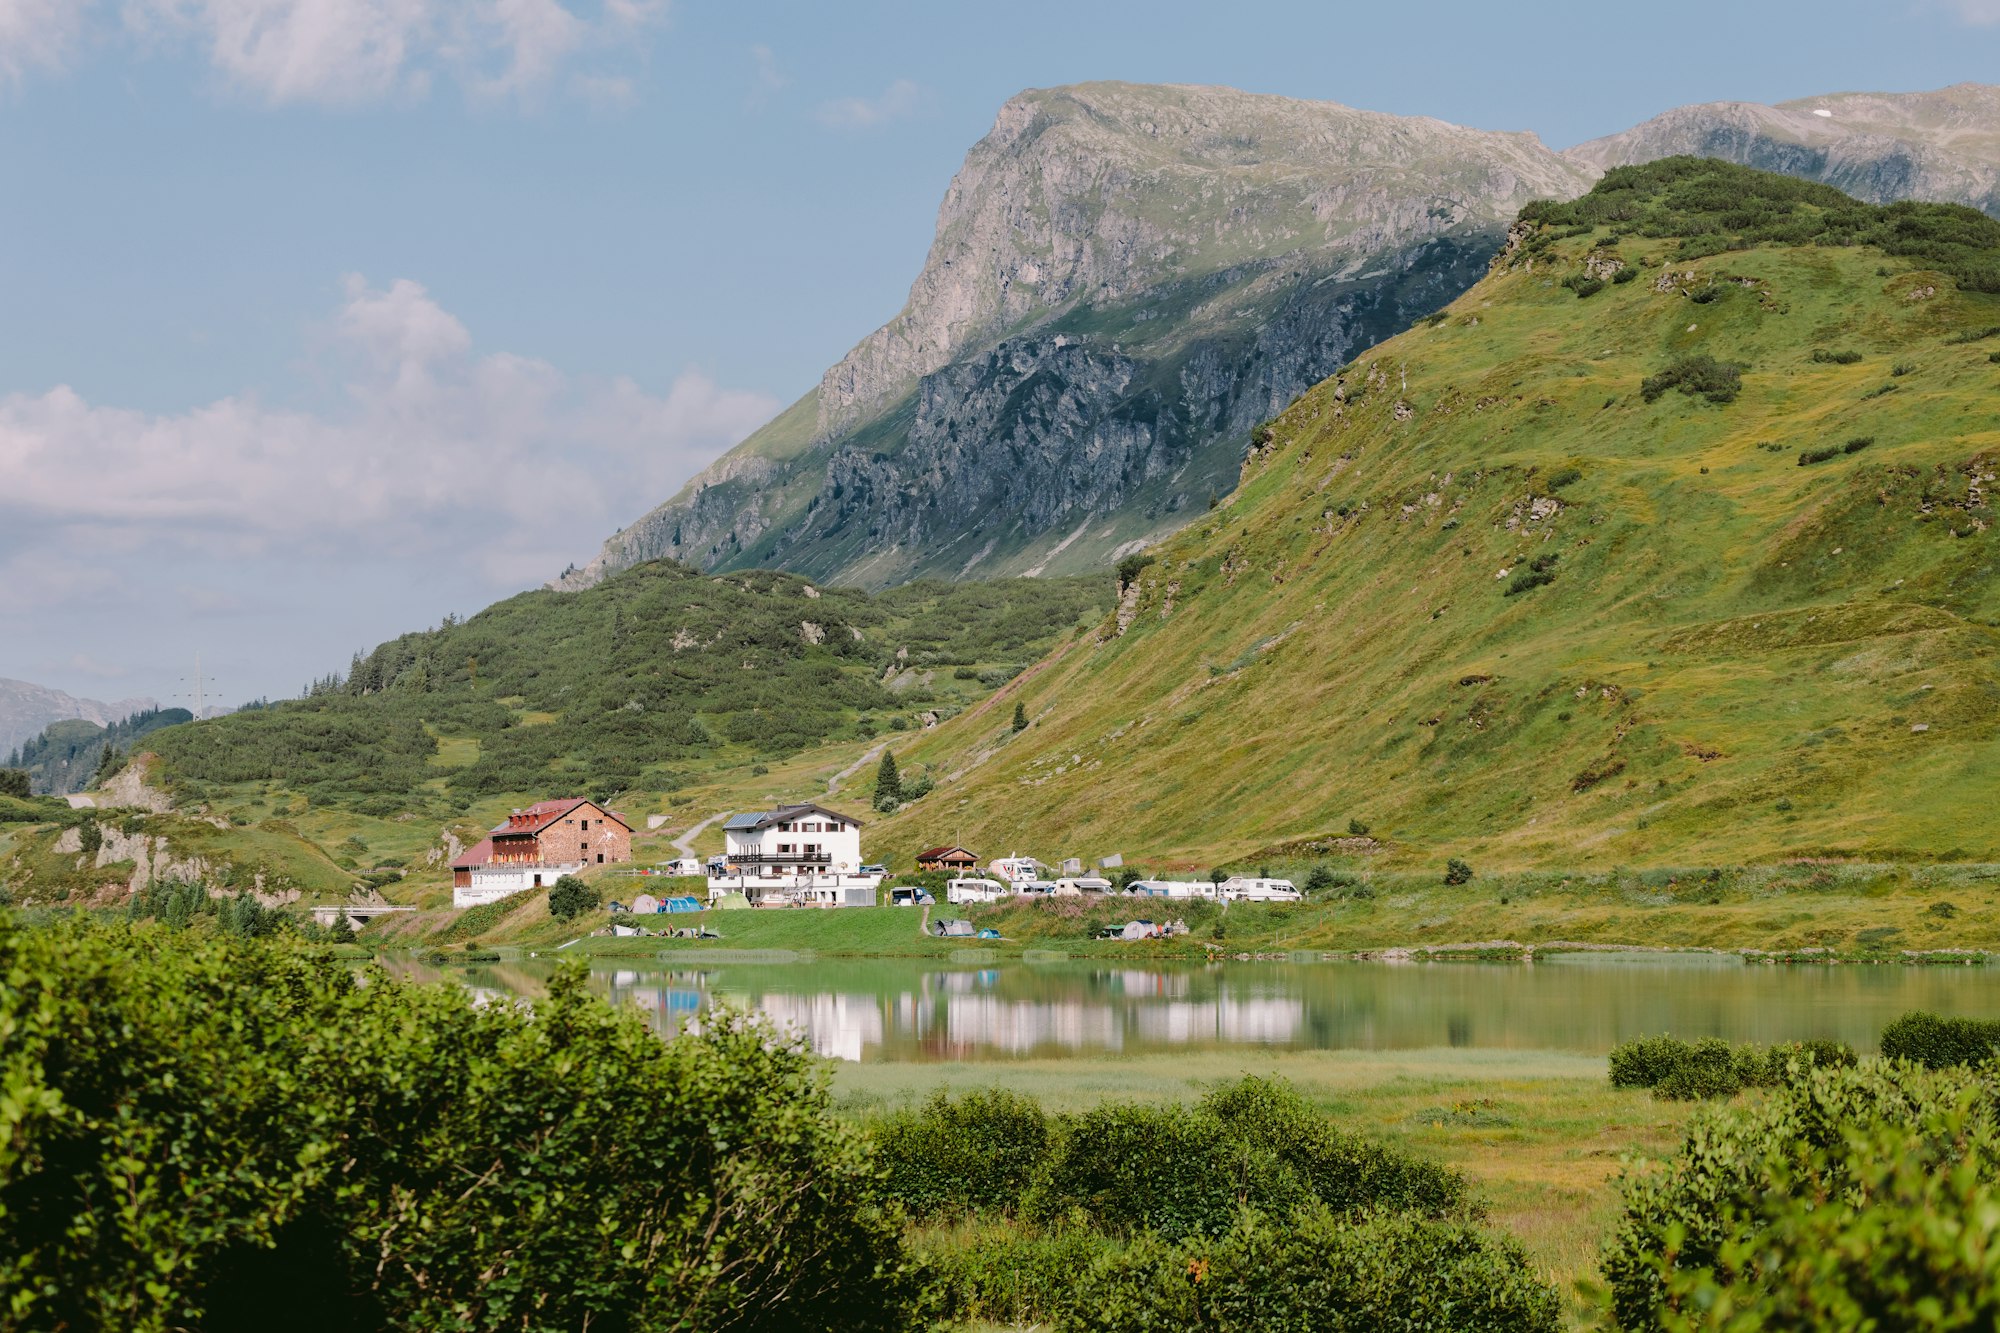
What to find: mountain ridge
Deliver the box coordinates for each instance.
[561,81,2000,599]
[865,159,2000,868]
[0,678,157,763]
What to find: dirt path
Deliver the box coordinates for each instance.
[827,742,888,797]
[671,810,731,859]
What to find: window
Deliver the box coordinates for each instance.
[597,853,604,864]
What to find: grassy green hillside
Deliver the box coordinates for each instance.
[11,565,1098,909]
[873,160,2000,872]
[147,563,1101,817]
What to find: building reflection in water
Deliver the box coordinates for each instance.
[591,964,1303,1062]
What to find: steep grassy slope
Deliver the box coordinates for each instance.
[871,161,2000,871]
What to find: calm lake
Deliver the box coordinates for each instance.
[401,952,2000,1063]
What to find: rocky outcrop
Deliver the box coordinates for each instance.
[563,82,1594,591]
[1566,83,2000,217]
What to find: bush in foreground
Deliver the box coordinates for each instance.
[1063,1210,1560,1333]
[1879,1009,2000,1067]
[1603,1060,2000,1329]
[1607,1034,1856,1100]
[0,918,910,1332]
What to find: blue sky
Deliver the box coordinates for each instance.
[2,0,1997,711]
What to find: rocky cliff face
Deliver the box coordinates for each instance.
[1566,83,2000,216]
[565,80,2000,594]
[564,82,1594,590]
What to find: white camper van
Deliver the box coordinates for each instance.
[1051,875,1114,896]
[946,877,1009,904]
[1220,876,1302,902]
[986,856,1048,892]
[1125,879,1216,900]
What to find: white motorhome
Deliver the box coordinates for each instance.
[1125,879,1216,900]
[947,877,1009,904]
[1220,876,1302,902]
[1051,875,1114,896]
[986,855,1049,892]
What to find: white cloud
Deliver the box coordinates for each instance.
[119,0,667,105]
[746,41,783,104]
[816,77,921,129]
[0,275,778,587]
[1946,0,2000,20]
[0,0,93,87]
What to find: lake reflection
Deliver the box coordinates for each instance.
[428,953,2000,1063]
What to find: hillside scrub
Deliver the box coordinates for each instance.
[1520,156,2000,292]
[0,918,912,1332]
[145,563,1100,814]
[1603,1059,2000,1329]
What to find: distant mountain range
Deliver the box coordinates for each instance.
[0,678,157,763]
[559,81,2000,594]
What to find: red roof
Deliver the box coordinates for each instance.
[916,845,978,862]
[487,798,632,837]
[452,837,496,870]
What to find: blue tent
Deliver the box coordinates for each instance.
[663,896,703,913]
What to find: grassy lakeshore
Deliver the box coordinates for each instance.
[401,859,2000,960]
[831,1048,1695,1328]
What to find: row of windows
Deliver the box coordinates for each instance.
[778,821,845,833]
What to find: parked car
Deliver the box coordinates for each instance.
[888,885,936,907]
[860,863,888,875]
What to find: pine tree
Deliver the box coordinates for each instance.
[328,908,356,943]
[1012,702,1028,732]
[872,751,902,813]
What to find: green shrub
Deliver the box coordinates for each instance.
[1612,266,1639,283]
[1563,274,1606,298]
[1812,348,1864,364]
[0,768,28,799]
[916,1223,1114,1328]
[1504,569,1556,596]
[1640,354,1744,406]
[1115,553,1156,590]
[1061,1210,1560,1333]
[873,1088,1051,1220]
[547,874,599,922]
[1544,467,1582,490]
[1892,362,1915,376]
[1023,1077,1467,1241]
[1879,1010,2000,1067]
[1444,858,1474,886]
[1944,324,2000,344]
[1608,1034,1856,1100]
[1602,1060,2000,1330]
[0,920,912,1331]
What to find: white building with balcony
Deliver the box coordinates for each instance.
[708,803,877,907]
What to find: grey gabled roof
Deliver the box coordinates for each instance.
[723,802,863,833]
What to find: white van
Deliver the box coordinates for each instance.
[888,885,936,907]
[1126,879,1215,899]
[987,856,1048,892]
[1052,875,1114,896]
[947,877,1010,904]
[1220,876,1302,902]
